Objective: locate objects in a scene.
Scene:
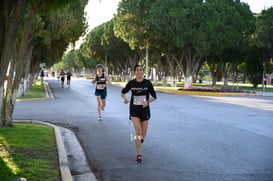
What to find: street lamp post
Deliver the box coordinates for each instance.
[105,53,108,74]
[146,45,149,79]
[263,62,265,92]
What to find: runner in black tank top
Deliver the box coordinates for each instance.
[92,64,111,121]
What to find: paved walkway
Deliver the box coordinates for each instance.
[256,91,273,97]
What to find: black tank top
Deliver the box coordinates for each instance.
[95,73,107,91]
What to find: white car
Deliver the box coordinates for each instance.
[80,72,85,77]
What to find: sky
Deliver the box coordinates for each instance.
[84,0,120,31]
[85,0,273,30]
[241,0,273,13]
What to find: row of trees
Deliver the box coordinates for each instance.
[1,0,273,126]
[0,0,88,126]
[67,0,272,88]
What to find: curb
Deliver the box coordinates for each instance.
[44,81,55,99]
[14,120,73,181]
[112,82,265,96]
[155,87,259,96]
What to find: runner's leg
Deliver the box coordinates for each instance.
[141,120,149,138]
[96,96,102,118]
[131,116,142,156]
[101,98,106,110]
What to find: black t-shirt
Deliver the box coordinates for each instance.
[121,79,157,108]
[66,72,72,80]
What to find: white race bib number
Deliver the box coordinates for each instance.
[97,84,106,90]
[133,95,146,105]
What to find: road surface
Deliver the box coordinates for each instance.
[14,78,273,181]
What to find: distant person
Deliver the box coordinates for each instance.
[66,71,72,88]
[120,64,157,163]
[264,77,267,88]
[60,70,65,88]
[40,69,45,83]
[52,71,55,79]
[57,71,60,82]
[91,64,111,121]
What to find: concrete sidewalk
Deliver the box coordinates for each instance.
[256,91,273,97]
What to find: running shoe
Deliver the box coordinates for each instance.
[101,106,104,111]
[141,138,144,144]
[136,154,142,163]
[98,117,102,121]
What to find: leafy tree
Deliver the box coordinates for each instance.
[202,0,254,86]
[147,0,252,87]
[245,46,267,88]
[81,24,106,63]
[80,20,140,78]
[0,0,88,126]
[253,7,273,75]
[0,1,29,126]
[114,0,156,78]
[222,45,248,85]
[114,0,152,50]
[101,20,138,76]
[255,7,273,61]
[75,49,94,69]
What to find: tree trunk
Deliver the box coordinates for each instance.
[2,43,17,126]
[1,1,40,126]
[0,1,29,126]
[211,71,218,86]
[182,48,202,88]
[18,45,34,97]
[223,62,229,87]
[165,54,175,86]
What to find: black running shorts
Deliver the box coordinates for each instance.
[130,106,150,121]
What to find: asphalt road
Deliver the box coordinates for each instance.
[14,78,273,181]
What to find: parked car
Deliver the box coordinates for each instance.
[80,72,85,77]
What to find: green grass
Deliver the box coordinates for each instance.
[18,79,47,100]
[1,79,60,180]
[0,123,60,181]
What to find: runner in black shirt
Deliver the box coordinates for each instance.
[60,70,65,88]
[66,71,72,88]
[121,64,157,163]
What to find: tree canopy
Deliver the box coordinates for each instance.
[1,0,273,126]
[113,0,255,87]
[0,0,88,126]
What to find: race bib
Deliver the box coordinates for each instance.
[97,84,106,90]
[133,95,146,105]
